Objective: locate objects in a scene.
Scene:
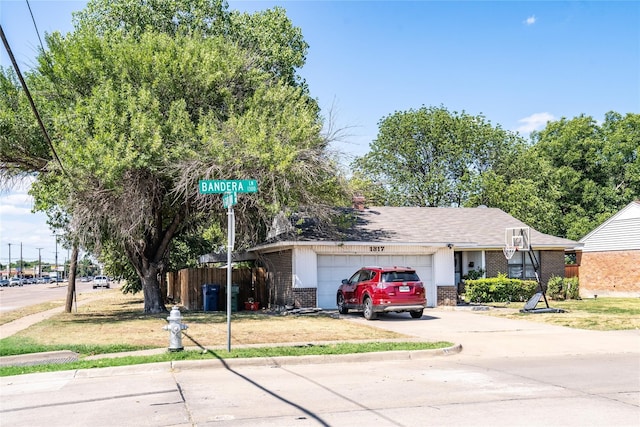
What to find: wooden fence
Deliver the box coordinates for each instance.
[166,267,267,311]
[565,264,579,278]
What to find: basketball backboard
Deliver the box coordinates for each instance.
[505,227,530,251]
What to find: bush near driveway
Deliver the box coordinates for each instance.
[465,274,538,303]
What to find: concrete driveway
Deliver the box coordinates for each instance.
[345,307,640,358]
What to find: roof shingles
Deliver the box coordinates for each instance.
[284,206,577,249]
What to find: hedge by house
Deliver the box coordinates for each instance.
[547,276,580,300]
[464,274,538,303]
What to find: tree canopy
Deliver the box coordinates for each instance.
[352,106,639,241]
[0,0,345,313]
[528,112,639,239]
[352,105,524,207]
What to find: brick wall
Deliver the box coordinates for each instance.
[485,250,565,286]
[261,250,293,309]
[580,250,640,297]
[485,251,507,277]
[437,286,458,306]
[539,250,566,284]
[293,288,317,308]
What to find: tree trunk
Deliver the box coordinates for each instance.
[141,265,167,313]
[65,244,79,313]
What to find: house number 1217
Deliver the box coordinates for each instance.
[370,246,385,252]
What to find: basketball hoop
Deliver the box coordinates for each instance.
[503,245,517,260]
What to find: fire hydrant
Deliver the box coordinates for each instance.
[163,306,188,351]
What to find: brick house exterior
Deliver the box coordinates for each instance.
[580,251,640,297]
[578,201,640,298]
[246,206,577,310]
[485,250,566,289]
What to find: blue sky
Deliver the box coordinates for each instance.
[1,0,639,265]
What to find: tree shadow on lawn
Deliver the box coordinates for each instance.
[55,307,319,326]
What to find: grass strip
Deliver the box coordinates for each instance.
[0,341,453,377]
[0,336,154,357]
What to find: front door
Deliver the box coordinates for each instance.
[454,251,462,294]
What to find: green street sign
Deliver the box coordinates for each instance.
[222,192,237,208]
[199,179,258,194]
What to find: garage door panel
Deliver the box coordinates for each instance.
[361,255,379,265]
[404,255,432,267]
[317,254,433,309]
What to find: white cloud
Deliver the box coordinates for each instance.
[524,15,536,25]
[0,177,57,263]
[516,112,555,134]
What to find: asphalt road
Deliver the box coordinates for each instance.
[0,280,116,313]
[1,308,639,427]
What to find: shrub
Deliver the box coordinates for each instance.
[463,268,485,280]
[465,274,538,303]
[547,276,565,300]
[546,276,580,300]
[565,277,580,300]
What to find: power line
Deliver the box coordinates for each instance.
[26,0,46,55]
[0,24,67,175]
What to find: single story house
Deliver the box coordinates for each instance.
[578,200,640,298]
[245,204,577,309]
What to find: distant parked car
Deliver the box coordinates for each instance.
[9,277,24,287]
[337,266,427,320]
[0,279,9,287]
[92,275,110,289]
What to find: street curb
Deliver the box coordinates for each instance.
[76,343,462,378]
[171,343,463,371]
[0,350,79,367]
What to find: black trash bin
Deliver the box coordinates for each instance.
[202,283,220,311]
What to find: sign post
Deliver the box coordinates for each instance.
[199,180,258,352]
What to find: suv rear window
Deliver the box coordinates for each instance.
[381,271,419,282]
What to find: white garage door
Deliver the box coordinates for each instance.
[317,254,433,309]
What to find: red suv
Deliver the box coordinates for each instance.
[337,266,426,320]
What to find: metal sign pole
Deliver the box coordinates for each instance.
[198,179,257,352]
[226,205,234,352]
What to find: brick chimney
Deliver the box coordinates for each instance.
[352,196,365,211]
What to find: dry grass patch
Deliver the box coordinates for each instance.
[0,290,116,326]
[0,301,64,326]
[13,290,405,349]
[478,297,640,330]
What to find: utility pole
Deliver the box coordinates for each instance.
[53,233,59,283]
[36,248,43,278]
[19,242,23,278]
[7,243,11,278]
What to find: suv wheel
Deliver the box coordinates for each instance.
[363,297,377,320]
[410,309,423,319]
[337,293,349,314]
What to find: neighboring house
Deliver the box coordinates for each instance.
[578,200,640,298]
[242,204,577,310]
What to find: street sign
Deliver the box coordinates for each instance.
[198,179,258,352]
[222,192,237,208]
[199,180,258,194]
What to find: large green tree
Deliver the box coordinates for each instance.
[1,0,345,313]
[528,112,639,239]
[352,105,525,207]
